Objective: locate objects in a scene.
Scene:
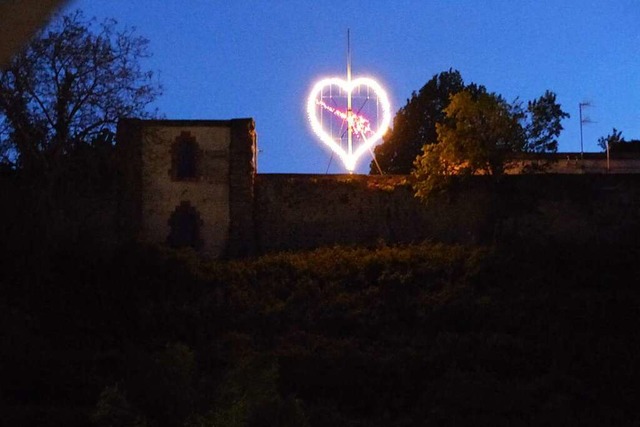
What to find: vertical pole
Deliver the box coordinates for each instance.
[346,29,353,169]
[579,103,584,160]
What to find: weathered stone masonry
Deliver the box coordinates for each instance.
[117,118,256,258]
[117,118,640,258]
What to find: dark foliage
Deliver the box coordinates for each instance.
[0,10,160,177]
[0,10,159,261]
[370,69,483,174]
[598,128,640,153]
[2,219,640,426]
[521,90,571,153]
[373,71,568,176]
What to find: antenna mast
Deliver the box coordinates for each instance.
[346,29,353,165]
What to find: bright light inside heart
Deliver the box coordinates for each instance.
[314,100,374,138]
[307,77,391,172]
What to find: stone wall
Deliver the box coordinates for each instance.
[227,119,257,257]
[254,173,640,254]
[116,117,640,258]
[254,174,494,253]
[507,152,640,174]
[118,119,238,258]
[495,174,640,247]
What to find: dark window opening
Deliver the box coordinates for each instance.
[167,201,203,249]
[177,139,196,178]
[170,132,199,180]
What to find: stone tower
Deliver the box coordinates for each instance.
[116,118,256,258]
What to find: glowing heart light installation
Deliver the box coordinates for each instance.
[307,77,391,172]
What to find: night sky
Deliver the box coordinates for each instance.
[60,0,640,174]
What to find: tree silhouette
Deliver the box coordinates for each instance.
[0,10,161,177]
[371,69,484,174]
[412,87,569,199]
[596,128,640,153]
[521,90,570,153]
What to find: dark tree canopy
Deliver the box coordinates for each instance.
[412,87,569,201]
[598,128,640,153]
[521,90,570,153]
[371,69,482,174]
[373,70,569,176]
[0,10,161,175]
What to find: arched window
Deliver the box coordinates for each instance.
[170,132,199,180]
[167,201,203,249]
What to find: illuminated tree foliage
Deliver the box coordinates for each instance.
[374,70,569,176]
[411,87,569,201]
[0,10,161,175]
[412,90,521,200]
[371,69,483,174]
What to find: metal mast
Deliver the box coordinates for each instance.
[579,101,592,160]
[346,29,353,165]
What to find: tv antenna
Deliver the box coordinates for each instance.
[579,101,595,159]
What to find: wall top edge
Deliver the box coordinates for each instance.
[118,118,254,128]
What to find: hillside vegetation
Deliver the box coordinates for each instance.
[2,236,640,426]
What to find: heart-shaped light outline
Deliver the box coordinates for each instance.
[307,77,391,171]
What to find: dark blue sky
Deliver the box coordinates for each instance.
[61,0,640,173]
